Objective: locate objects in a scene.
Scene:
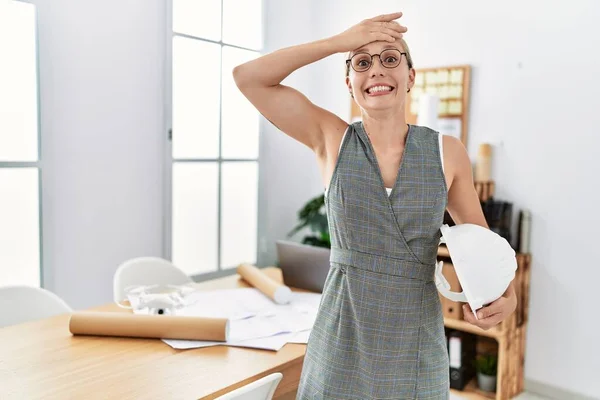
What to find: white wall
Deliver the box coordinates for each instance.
[34,0,166,309]
[257,0,324,266]
[304,0,598,398]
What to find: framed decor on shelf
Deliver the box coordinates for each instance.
[350,64,471,146]
[407,65,471,146]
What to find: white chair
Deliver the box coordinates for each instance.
[215,373,283,400]
[0,286,72,328]
[113,256,192,304]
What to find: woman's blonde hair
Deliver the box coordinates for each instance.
[345,38,413,77]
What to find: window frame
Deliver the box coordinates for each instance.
[164,0,265,280]
[0,0,44,287]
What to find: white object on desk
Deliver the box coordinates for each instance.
[113,256,192,305]
[124,284,197,315]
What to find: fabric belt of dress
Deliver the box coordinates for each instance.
[330,247,435,282]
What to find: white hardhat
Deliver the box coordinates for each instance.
[435,223,517,319]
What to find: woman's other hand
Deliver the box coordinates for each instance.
[462,284,518,331]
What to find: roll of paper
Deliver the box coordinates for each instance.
[237,263,292,304]
[417,93,440,131]
[69,312,229,341]
[476,143,492,182]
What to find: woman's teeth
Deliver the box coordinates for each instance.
[367,86,393,94]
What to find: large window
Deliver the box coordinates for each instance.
[167,0,263,277]
[0,1,42,286]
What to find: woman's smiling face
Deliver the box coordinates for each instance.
[346,38,415,113]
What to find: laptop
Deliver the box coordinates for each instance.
[275,240,331,293]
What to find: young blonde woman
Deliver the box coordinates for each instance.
[233,12,517,399]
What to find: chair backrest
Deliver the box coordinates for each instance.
[113,257,192,304]
[215,373,283,400]
[0,286,72,328]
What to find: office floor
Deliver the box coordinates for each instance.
[449,392,550,400]
[289,389,551,400]
[512,393,550,400]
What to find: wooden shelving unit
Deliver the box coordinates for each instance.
[452,378,497,400]
[439,180,532,400]
[444,315,502,340]
[441,249,531,400]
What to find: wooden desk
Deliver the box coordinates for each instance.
[0,268,306,400]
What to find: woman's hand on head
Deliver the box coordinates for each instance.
[330,12,407,53]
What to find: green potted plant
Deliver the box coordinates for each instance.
[474,353,497,392]
[287,193,330,248]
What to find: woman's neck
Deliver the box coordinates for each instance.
[361,112,409,149]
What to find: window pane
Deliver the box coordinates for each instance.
[172,37,221,159]
[173,0,221,41]
[0,168,40,286]
[172,162,218,275]
[220,162,258,269]
[221,47,260,159]
[0,2,38,162]
[223,0,263,50]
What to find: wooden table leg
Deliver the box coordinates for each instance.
[273,356,303,399]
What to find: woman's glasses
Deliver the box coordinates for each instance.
[346,49,406,73]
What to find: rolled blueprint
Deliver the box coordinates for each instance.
[69,312,229,341]
[237,263,292,304]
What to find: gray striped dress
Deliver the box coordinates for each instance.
[296,121,449,399]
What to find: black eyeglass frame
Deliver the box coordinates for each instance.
[346,50,409,72]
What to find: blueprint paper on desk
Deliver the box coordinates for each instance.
[129,288,322,351]
[286,292,323,314]
[227,311,314,341]
[162,307,316,350]
[165,329,313,351]
[128,288,321,319]
[287,329,311,344]
[177,288,282,320]
[179,289,322,321]
[165,331,296,351]
[128,288,284,320]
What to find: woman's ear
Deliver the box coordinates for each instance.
[407,69,416,92]
[346,76,353,97]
